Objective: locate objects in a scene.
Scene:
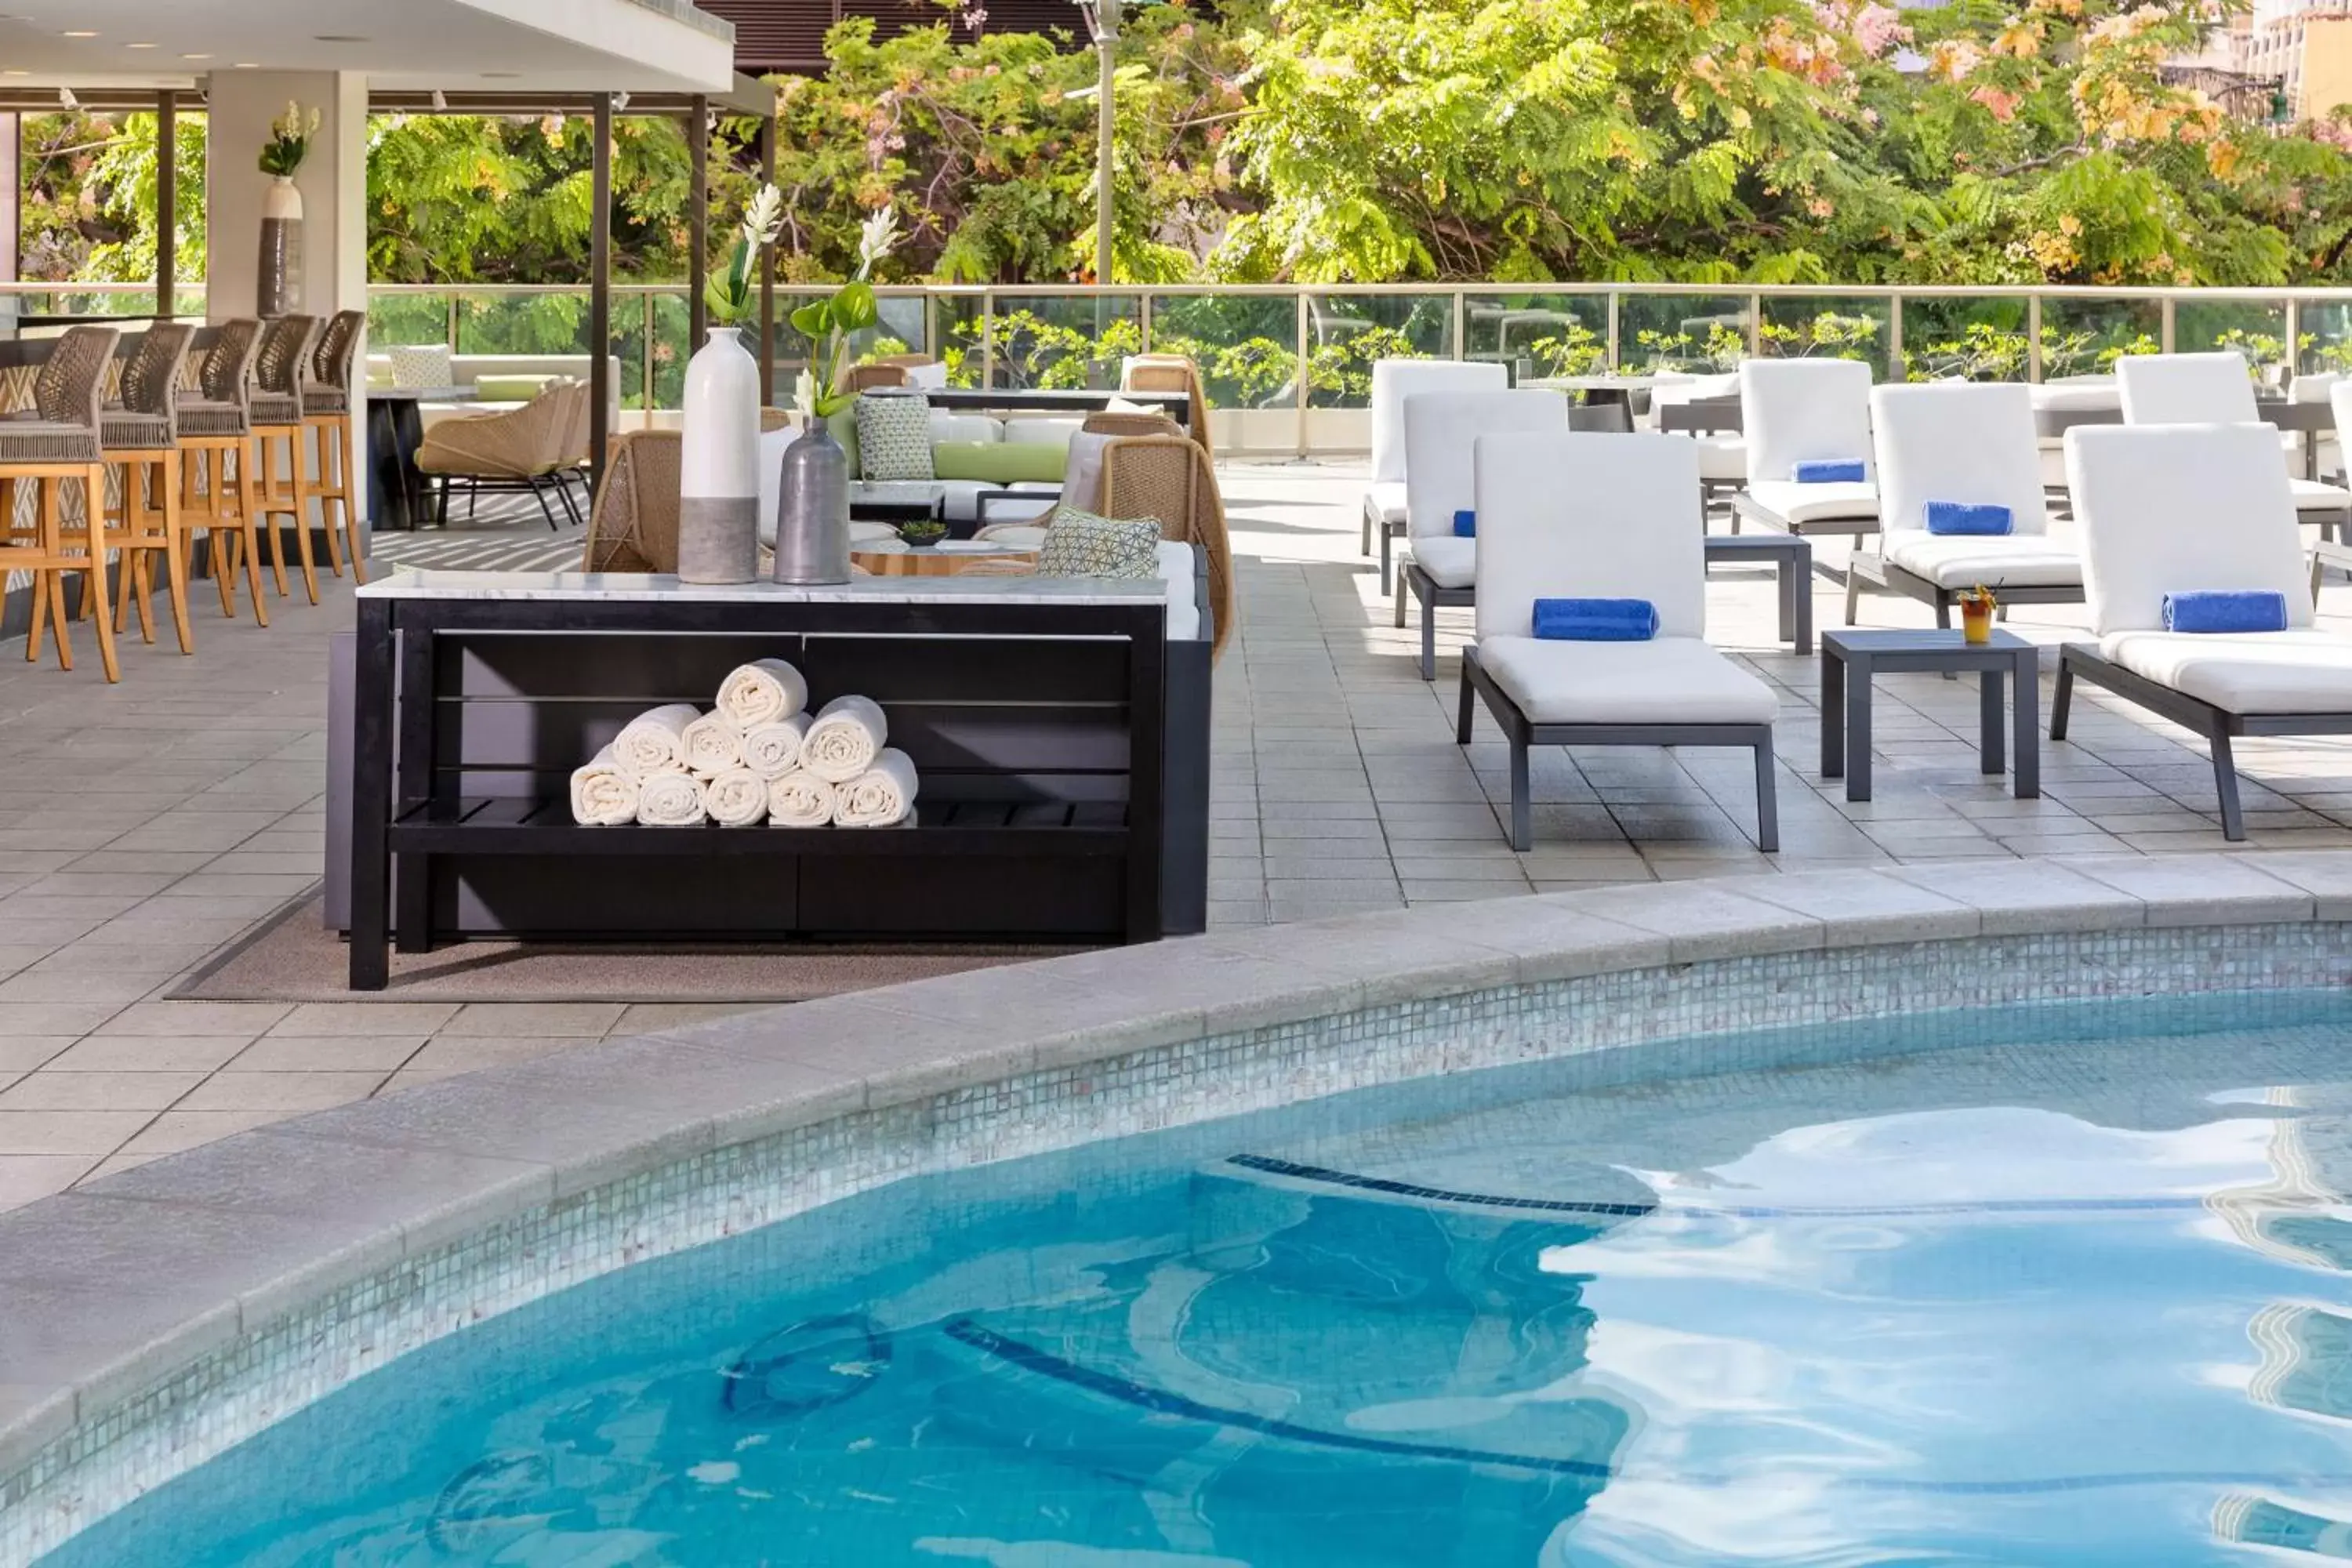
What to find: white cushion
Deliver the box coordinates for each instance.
[1403,390,1572,542]
[2291,477,2351,513]
[1885,533,2082,589]
[1370,359,1508,484]
[1480,634,1777,725]
[1472,432,1706,641]
[2064,423,2313,636]
[2117,352,2258,426]
[1059,430,1112,514]
[1873,383,2050,543]
[1157,542,1202,642]
[1004,416,1086,447]
[1744,477,1879,526]
[1740,358,1875,483]
[927,412,1001,445]
[2029,379,2118,412]
[1411,535,1477,588]
[1651,371,1740,407]
[2100,629,2352,714]
[1363,479,1407,525]
[2292,371,2341,404]
[1693,434,1746,482]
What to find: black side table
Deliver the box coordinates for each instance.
[1821,628,2042,802]
[1705,533,1813,654]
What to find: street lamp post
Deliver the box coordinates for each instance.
[1082,0,1123,285]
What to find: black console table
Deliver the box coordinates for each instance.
[347,572,1192,990]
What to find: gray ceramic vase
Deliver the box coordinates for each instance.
[773,421,851,585]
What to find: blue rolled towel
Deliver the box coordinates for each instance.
[1453,508,1475,538]
[2162,590,2288,634]
[1925,501,2013,536]
[1533,597,1659,641]
[1792,459,1866,484]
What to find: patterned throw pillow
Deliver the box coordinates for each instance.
[1036,506,1161,579]
[853,393,935,481]
[388,343,454,390]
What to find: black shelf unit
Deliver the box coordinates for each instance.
[347,592,1181,990]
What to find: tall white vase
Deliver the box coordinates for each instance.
[257,176,303,318]
[678,325,761,583]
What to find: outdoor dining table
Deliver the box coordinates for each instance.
[1519,372,1666,415]
[366,383,485,531]
[2034,398,2336,479]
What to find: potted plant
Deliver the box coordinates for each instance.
[256,100,319,317]
[1957,584,1998,644]
[773,209,901,585]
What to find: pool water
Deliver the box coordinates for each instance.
[43,992,2352,1566]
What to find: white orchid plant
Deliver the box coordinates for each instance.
[791,206,902,419]
[258,101,321,178]
[705,183,785,329]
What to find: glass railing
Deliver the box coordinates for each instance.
[21,280,2352,434]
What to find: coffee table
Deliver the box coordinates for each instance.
[1820,628,2041,802]
[848,482,947,524]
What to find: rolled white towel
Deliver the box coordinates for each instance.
[802,695,887,782]
[635,770,706,826]
[682,712,746,777]
[715,658,808,730]
[612,703,699,777]
[740,713,811,779]
[835,748,919,829]
[568,746,639,826]
[768,770,837,828]
[699,768,768,827]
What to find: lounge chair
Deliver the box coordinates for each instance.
[1457,431,1780,851]
[2116,352,2352,541]
[1393,388,1574,679]
[1363,358,1507,593]
[1848,382,2083,625]
[2052,422,2352,840]
[1730,358,1880,539]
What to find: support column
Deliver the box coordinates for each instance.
[155,92,175,318]
[687,97,709,346]
[590,93,613,499]
[202,71,366,325]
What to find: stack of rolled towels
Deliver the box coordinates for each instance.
[568,658,920,829]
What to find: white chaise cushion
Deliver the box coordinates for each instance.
[1370,359,1508,484]
[1411,535,1477,589]
[1693,434,1746,483]
[2291,477,2351,514]
[1885,534,2082,589]
[2100,629,2352,714]
[2116,352,2258,426]
[1479,635,1777,724]
[1004,416,1086,447]
[1741,358,1875,483]
[1872,382,2052,537]
[1363,478,1407,526]
[1403,389,1573,543]
[1471,431,1708,641]
[2065,422,2313,636]
[1743,477,1878,526]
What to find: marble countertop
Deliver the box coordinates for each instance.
[356,568,1174,606]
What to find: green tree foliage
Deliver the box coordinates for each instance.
[17,110,206,289]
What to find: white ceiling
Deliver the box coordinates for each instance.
[0,0,737,91]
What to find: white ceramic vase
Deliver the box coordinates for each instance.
[679,325,762,583]
[257,175,303,318]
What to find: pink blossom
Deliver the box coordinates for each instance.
[1971,83,2022,119]
[1854,3,1907,56]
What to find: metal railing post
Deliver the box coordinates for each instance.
[1451,289,1466,361]
[1748,292,1763,357]
[1887,295,1904,382]
[2288,296,2303,373]
[1294,290,1311,459]
[2160,296,2177,354]
[981,291,996,389]
[446,293,459,353]
[2027,294,2044,383]
[1140,289,1154,354]
[1606,291,1621,371]
[642,292,657,418]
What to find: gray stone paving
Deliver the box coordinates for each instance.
[0,457,2347,1209]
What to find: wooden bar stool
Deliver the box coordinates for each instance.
[249,314,322,604]
[303,309,368,584]
[0,325,119,681]
[96,321,198,655]
[174,318,270,626]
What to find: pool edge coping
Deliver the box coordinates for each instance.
[5,848,2352,1499]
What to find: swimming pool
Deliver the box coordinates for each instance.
[42,989,2352,1566]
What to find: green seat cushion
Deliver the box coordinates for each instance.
[473,373,556,403]
[928,441,1067,484]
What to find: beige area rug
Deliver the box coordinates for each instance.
[173,894,1088,1004]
